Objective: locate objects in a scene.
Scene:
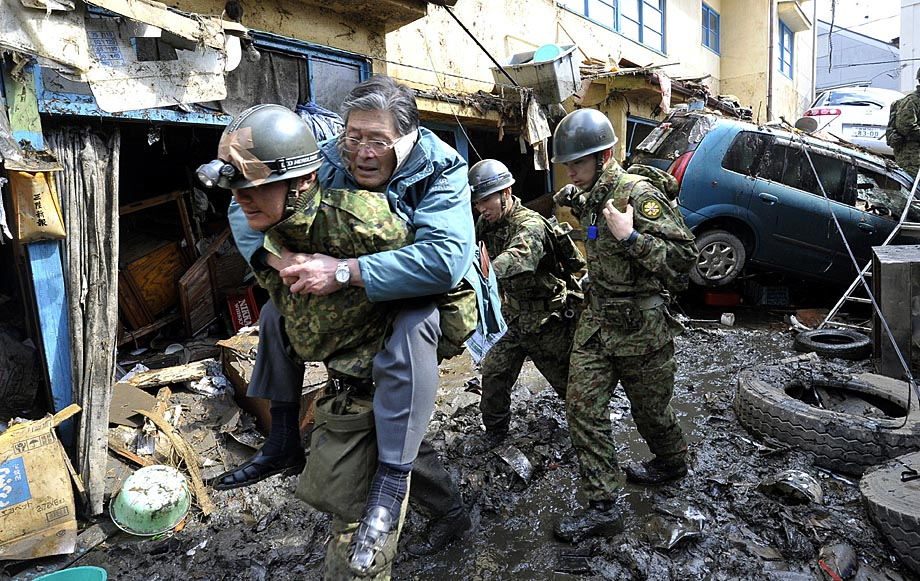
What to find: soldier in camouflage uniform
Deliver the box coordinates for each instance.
[550,109,698,542]
[891,68,920,178]
[198,104,477,579]
[464,159,583,454]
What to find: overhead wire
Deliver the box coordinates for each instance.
[420,4,484,161]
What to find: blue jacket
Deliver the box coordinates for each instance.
[228,127,505,334]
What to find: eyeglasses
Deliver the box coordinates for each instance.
[340,136,397,156]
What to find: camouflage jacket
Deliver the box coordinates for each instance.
[894,87,920,145]
[476,197,571,331]
[255,182,413,379]
[559,162,698,355]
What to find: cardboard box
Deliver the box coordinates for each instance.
[0,405,80,560]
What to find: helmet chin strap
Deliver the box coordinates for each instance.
[586,150,612,190]
[284,178,300,219]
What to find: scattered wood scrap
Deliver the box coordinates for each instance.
[123,360,211,389]
[136,409,215,516]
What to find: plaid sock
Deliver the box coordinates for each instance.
[365,463,411,516]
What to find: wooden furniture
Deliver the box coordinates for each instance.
[117,191,197,346]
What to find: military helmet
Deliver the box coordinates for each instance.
[468,159,515,202]
[551,108,619,164]
[201,104,323,190]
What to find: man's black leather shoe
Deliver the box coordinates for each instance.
[553,500,625,542]
[624,457,688,485]
[211,448,305,491]
[405,507,472,556]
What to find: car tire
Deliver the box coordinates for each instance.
[793,329,872,360]
[859,451,920,575]
[690,229,746,287]
[735,366,920,475]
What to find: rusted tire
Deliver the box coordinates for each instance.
[793,329,872,360]
[860,451,920,575]
[735,365,920,475]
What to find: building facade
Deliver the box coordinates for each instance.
[387,0,816,194]
[816,19,901,92]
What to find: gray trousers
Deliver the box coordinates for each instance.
[249,301,460,515]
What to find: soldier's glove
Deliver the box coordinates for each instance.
[553,184,579,207]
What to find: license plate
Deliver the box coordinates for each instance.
[846,125,884,139]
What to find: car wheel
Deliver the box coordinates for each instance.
[793,329,872,360]
[860,451,920,575]
[690,229,746,287]
[735,365,920,475]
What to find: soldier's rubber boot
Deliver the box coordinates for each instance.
[406,505,472,556]
[553,499,625,542]
[624,457,688,485]
[461,430,508,456]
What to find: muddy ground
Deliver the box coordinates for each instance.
[7,301,919,580]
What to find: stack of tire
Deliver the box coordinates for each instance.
[859,452,920,575]
[735,365,920,574]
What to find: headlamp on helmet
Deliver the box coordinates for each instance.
[196,159,239,189]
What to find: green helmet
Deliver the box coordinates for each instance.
[551,108,618,164]
[198,104,323,190]
[468,159,515,202]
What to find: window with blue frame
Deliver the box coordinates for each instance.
[701,3,719,54]
[558,0,665,53]
[778,20,794,78]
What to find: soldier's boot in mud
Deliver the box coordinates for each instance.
[624,457,688,485]
[405,505,472,556]
[461,429,508,456]
[553,499,625,542]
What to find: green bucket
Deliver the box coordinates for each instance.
[34,566,108,581]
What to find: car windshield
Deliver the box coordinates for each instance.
[824,91,886,108]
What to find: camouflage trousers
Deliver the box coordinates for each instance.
[895,143,920,178]
[566,340,686,501]
[323,477,410,580]
[479,314,576,432]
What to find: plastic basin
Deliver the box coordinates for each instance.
[109,465,191,536]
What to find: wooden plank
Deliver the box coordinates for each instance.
[117,312,182,347]
[178,228,230,335]
[117,271,153,328]
[25,241,74,448]
[4,56,74,446]
[87,0,226,50]
[123,360,210,388]
[107,436,154,468]
[118,190,180,216]
[174,191,198,263]
[124,241,185,317]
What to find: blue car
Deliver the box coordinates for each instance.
[629,112,920,287]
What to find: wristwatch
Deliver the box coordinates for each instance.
[335,259,351,287]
